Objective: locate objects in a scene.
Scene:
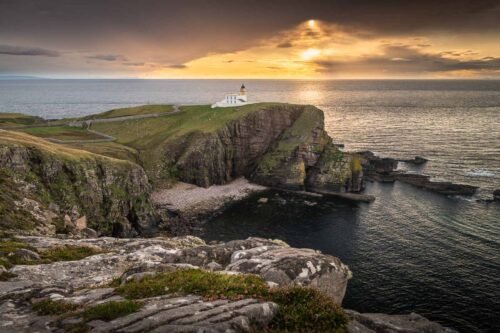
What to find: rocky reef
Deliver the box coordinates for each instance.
[0,131,157,237]
[358,151,478,196]
[0,235,455,333]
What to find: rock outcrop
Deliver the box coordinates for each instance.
[0,130,158,237]
[5,236,350,302]
[0,235,455,333]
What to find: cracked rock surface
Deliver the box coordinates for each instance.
[0,235,455,333]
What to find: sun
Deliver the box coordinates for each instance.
[308,19,316,28]
[301,48,321,60]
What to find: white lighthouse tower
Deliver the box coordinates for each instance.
[211,84,249,108]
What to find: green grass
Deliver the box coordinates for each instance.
[65,142,139,163]
[15,126,105,141]
[33,299,81,315]
[40,245,102,262]
[81,105,173,120]
[82,300,140,322]
[116,269,269,300]
[0,113,45,128]
[267,286,348,333]
[33,299,139,328]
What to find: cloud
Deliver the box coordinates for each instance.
[313,44,500,75]
[0,44,60,57]
[86,54,127,61]
[277,42,293,48]
[165,64,187,69]
[123,62,145,66]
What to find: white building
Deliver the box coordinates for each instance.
[211,84,248,108]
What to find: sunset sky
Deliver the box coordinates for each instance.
[1,0,499,79]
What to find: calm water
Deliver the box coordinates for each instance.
[1,79,499,332]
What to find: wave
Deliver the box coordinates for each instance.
[465,169,498,178]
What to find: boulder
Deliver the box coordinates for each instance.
[74,216,87,231]
[12,248,41,262]
[225,245,351,304]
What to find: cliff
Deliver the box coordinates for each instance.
[136,104,362,192]
[0,130,157,237]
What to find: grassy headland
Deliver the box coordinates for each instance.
[0,113,45,128]
[90,103,285,149]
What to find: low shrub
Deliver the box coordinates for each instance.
[40,246,102,262]
[268,286,348,333]
[82,300,140,322]
[116,269,269,300]
[32,299,80,316]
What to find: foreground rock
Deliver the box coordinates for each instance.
[5,236,350,303]
[0,235,455,333]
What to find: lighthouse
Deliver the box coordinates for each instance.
[239,84,247,102]
[211,84,250,108]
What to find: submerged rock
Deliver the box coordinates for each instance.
[399,156,428,165]
[493,189,500,201]
[395,173,478,196]
[346,310,458,333]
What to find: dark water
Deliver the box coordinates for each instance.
[1,79,499,332]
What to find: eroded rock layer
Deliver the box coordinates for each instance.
[0,131,157,237]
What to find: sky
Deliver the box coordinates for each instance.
[0,0,499,79]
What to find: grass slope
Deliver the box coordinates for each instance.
[0,130,127,161]
[66,142,139,163]
[16,126,104,141]
[81,104,173,120]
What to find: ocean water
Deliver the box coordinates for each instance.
[1,79,499,332]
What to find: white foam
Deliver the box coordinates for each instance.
[466,169,497,178]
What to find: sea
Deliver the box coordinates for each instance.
[0,79,499,332]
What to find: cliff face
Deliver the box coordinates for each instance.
[158,104,362,192]
[0,131,157,237]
